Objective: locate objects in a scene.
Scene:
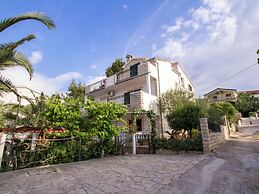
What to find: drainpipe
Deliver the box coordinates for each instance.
[154,59,164,138]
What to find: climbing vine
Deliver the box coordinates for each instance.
[131,109,157,153]
[130,109,145,133]
[146,110,157,154]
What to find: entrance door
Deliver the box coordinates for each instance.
[129,119,142,131]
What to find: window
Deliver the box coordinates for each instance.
[130,63,139,77]
[226,93,231,97]
[175,82,178,89]
[180,77,185,88]
[188,84,193,92]
[124,92,130,105]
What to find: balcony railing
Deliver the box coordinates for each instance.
[85,79,106,93]
[210,96,237,102]
[86,63,151,93]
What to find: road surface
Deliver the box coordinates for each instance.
[159,125,259,194]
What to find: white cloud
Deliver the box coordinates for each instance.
[154,39,185,59]
[122,4,128,10]
[123,0,170,56]
[0,67,82,103]
[203,0,230,13]
[151,44,157,51]
[153,0,259,96]
[91,64,97,69]
[166,17,183,33]
[29,51,43,65]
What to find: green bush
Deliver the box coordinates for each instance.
[249,112,256,117]
[156,136,203,154]
[0,137,121,172]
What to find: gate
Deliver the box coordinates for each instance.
[134,132,151,154]
[118,132,151,155]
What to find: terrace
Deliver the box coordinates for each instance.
[85,62,156,94]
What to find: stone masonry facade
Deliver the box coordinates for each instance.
[128,90,144,111]
[117,63,149,82]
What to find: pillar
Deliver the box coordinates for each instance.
[31,133,37,150]
[199,118,210,154]
[132,134,136,155]
[145,74,151,95]
[0,133,7,168]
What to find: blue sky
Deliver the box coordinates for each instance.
[1,0,259,98]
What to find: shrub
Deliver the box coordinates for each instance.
[156,136,203,154]
[166,102,205,138]
[249,112,256,117]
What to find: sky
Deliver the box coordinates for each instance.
[0,0,259,101]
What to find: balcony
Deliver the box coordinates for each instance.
[116,63,149,83]
[210,96,237,102]
[86,62,153,94]
[85,75,116,93]
[107,90,144,110]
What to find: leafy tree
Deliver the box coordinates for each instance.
[44,96,127,140]
[45,96,84,132]
[209,102,238,124]
[146,110,157,154]
[0,12,55,95]
[235,93,259,117]
[166,101,205,138]
[105,58,125,77]
[4,93,47,128]
[67,80,85,103]
[85,100,127,142]
[159,89,193,114]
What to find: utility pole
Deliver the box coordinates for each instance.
[257,49,259,64]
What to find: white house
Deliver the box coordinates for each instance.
[204,88,238,103]
[85,55,194,135]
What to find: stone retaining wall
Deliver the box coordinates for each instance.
[200,118,229,154]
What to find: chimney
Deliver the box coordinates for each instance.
[126,54,133,62]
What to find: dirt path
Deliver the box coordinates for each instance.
[159,126,259,194]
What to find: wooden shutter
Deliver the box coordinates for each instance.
[130,63,139,77]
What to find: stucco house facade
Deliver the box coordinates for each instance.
[204,88,238,103]
[85,55,194,135]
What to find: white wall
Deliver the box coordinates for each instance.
[176,65,195,93]
[156,60,180,94]
[156,60,194,95]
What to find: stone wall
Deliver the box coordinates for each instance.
[138,63,148,75]
[117,63,148,82]
[128,90,144,111]
[200,118,229,154]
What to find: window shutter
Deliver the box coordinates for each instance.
[130,63,139,77]
[124,92,130,105]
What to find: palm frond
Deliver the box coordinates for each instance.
[0,34,36,51]
[13,52,33,79]
[0,12,55,32]
[0,51,33,79]
[22,95,35,107]
[0,48,15,65]
[0,75,15,96]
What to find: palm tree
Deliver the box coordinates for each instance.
[0,12,55,96]
[4,93,47,128]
